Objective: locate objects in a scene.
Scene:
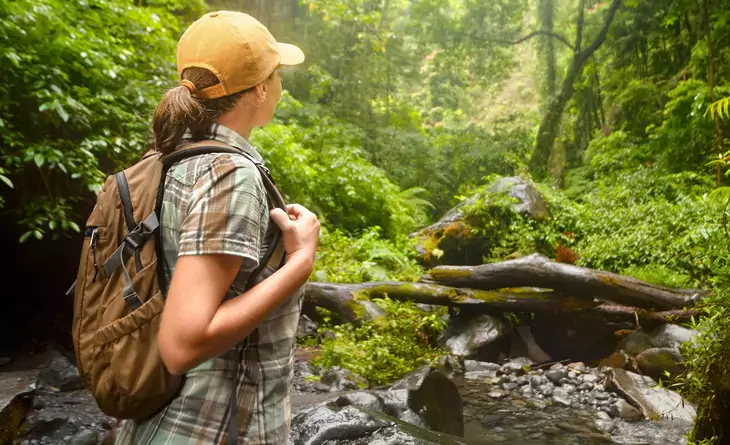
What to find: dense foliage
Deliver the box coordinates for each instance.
[3,0,730,441]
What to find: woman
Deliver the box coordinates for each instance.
[114,10,320,445]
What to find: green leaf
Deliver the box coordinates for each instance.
[49,220,57,230]
[69,221,81,233]
[56,104,70,122]
[0,175,13,189]
[34,230,43,240]
[34,153,45,168]
[19,231,32,243]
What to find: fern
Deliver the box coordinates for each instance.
[706,96,730,120]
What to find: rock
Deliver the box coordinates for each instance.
[434,355,463,378]
[320,367,365,392]
[502,383,518,391]
[464,371,497,381]
[566,362,586,373]
[36,355,85,392]
[635,347,685,381]
[605,368,696,422]
[443,314,507,359]
[488,389,509,399]
[0,357,11,367]
[389,365,464,436]
[529,375,546,388]
[486,176,550,220]
[289,405,390,444]
[582,374,599,384]
[612,399,643,421]
[67,428,98,445]
[463,360,500,373]
[412,176,549,267]
[562,384,576,394]
[545,369,568,384]
[552,388,572,407]
[296,315,319,339]
[647,324,698,349]
[500,357,533,375]
[618,330,654,356]
[538,385,554,396]
[0,370,36,445]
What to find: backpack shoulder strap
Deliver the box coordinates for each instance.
[157,141,288,293]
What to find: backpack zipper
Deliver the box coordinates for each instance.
[90,228,99,282]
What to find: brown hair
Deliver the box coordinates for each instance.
[152,68,245,155]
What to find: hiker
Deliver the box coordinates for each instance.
[109,10,319,444]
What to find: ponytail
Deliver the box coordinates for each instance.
[152,85,203,155]
[152,68,247,155]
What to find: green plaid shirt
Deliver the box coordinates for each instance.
[115,125,303,445]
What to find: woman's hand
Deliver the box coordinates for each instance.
[270,204,320,268]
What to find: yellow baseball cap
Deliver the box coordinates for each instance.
[176,11,305,100]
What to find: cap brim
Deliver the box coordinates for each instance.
[276,42,305,66]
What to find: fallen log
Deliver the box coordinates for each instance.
[304,281,592,323]
[421,254,707,310]
[303,282,700,327]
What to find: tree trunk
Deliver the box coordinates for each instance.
[703,0,725,187]
[539,0,557,98]
[529,0,623,180]
[421,254,707,310]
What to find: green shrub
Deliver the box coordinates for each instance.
[312,297,448,385]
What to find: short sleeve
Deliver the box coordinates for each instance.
[178,154,267,271]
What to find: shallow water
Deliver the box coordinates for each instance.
[454,377,691,445]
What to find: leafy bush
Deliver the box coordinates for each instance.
[312,227,423,283]
[311,298,448,385]
[0,0,204,241]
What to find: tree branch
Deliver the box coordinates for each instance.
[578,0,623,61]
[489,30,575,50]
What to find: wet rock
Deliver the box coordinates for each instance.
[647,324,698,349]
[500,357,533,375]
[443,314,507,360]
[67,428,97,445]
[37,355,84,392]
[464,371,497,381]
[320,367,365,392]
[605,368,696,422]
[566,362,586,373]
[546,369,568,384]
[618,330,653,356]
[463,360,500,373]
[390,365,464,436]
[530,375,546,388]
[296,315,319,339]
[635,347,685,381]
[0,370,36,444]
[582,374,599,384]
[552,388,572,407]
[488,389,508,399]
[611,399,643,421]
[289,405,389,444]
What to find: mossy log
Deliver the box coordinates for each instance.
[303,282,700,327]
[303,281,587,323]
[421,254,707,310]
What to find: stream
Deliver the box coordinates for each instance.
[1,348,695,445]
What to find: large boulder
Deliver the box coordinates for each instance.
[441,314,508,361]
[605,368,696,422]
[411,176,549,267]
[635,347,685,381]
[646,324,698,349]
[289,366,464,444]
[0,370,36,444]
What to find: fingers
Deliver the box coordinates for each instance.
[285,204,309,218]
[269,208,293,229]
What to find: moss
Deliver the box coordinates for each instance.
[427,267,472,280]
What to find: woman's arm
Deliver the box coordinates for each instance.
[159,203,319,375]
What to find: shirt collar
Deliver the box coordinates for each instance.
[182,123,264,164]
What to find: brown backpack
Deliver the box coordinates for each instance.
[68,141,287,421]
